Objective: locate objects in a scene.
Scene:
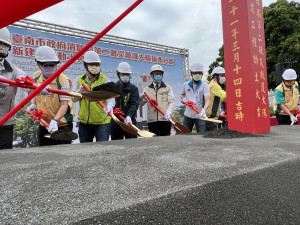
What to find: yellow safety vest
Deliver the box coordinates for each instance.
[34,71,73,127]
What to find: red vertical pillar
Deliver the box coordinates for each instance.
[221,0,270,134]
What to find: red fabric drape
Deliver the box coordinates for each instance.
[1,0,63,29]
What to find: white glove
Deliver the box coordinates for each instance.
[103,105,113,116]
[139,93,146,100]
[26,104,37,113]
[38,84,54,95]
[47,119,58,133]
[199,108,206,118]
[220,110,225,116]
[298,105,300,110]
[182,98,188,102]
[125,116,132,125]
[0,75,9,88]
[78,86,87,93]
[290,115,298,123]
[163,112,171,120]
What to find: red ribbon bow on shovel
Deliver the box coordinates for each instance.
[113,108,125,117]
[149,99,158,112]
[15,76,36,86]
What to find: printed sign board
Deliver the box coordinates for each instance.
[7,26,186,121]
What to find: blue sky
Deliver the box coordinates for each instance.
[28,0,278,73]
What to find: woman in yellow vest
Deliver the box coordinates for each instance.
[26,46,74,146]
[206,66,226,131]
[273,69,300,125]
[72,51,115,142]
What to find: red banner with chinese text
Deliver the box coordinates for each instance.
[0,0,63,29]
[221,0,270,134]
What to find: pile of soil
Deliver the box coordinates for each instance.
[202,127,259,139]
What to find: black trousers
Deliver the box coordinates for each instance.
[148,121,171,136]
[275,114,297,125]
[38,123,73,146]
[0,124,14,150]
[111,124,137,140]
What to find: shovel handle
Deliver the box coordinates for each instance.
[0,77,37,89]
[0,77,81,98]
[144,92,166,116]
[81,83,113,117]
[117,114,134,127]
[181,100,200,113]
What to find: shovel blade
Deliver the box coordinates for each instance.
[81,91,120,101]
[136,130,156,138]
[44,127,78,141]
[115,119,139,136]
[174,122,191,134]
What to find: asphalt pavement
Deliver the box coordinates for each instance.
[0,125,299,224]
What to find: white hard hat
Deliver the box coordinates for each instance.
[83,51,101,63]
[190,63,204,72]
[0,27,12,46]
[150,64,164,74]
[211,66,225,76]
[35,46,59,62]
[282,69,297,80]
[117,62,132,74]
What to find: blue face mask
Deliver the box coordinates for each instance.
[154,75,162,82]
[41,67,57,77]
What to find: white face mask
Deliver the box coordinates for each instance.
[88,65,100,76]
[41,66,57,77]
[193,74,202,82]
[120,75,130,84]
[219,77,226,84]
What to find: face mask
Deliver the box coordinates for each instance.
[41,66,57,77]
[88,65,100,76]
[0,43,9,59]
[120,75,130,84]
[154,75,162,83]
[193,74,202,82]
[219,77,226,84]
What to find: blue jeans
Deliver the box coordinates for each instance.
[183,116,206,132]
[79,122,110,143]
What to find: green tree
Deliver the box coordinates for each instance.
[173,105,185,124]
[264,0,300,88]
[13,103,39,148]
[208,0,300,89]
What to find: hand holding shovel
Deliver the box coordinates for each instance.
[113,108,156,138]
[0,76,119,101]
[25,109,78,141]
[144,92,191,134]
[81,83,139,136]
[181,100,223,124]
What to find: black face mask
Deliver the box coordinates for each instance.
[0,43,9,59]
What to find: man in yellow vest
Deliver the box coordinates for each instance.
[206,66,226,131]
[26,46,74,146]
[72,51,115,142]
[140,64,175,136]
[273,69,300,125]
